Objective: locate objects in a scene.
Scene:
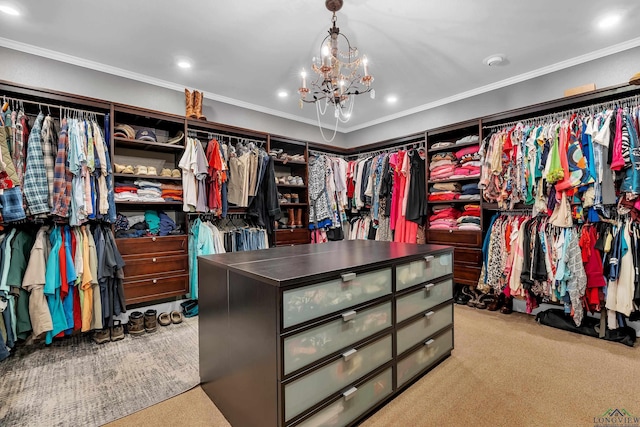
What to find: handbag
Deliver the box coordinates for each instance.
[326,226,344,241]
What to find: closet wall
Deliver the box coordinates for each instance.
[0,47,346,147]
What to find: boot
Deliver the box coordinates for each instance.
[295,209,303,229]
[500,296,514,314]
[288,208,297,228]
[488,293,505,311]
[194,90,207,121]
[185,89,196,119]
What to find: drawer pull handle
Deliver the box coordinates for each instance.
[449,229,453,233]
[424,311,435,319]
[153,279,158,284]
[152,237,157,242]
[424,255,435,262]
[341,310,357,322]
[424,283,435,291]
[425,339,435,347]
[152,258,157,262]
[342,348,357,361]
[341,272,356,282]
[342,387,358,401]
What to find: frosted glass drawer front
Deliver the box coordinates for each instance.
[284,301,392,375]
[397,304,453,355]
[396,279,453,323]
[285,334,392,421]
[397,328,453,387]
[283,268,392,328]
[296,368,393,427]
[396,252,452,291]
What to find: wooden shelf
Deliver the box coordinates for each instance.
[115,200,182,206]
[428,176,480,184]
[114,137,185,152]
[277,184,306,188]
[428,140,480,154]
[279,203,307,207]
[273,158,306,165]
[113,173,181,181]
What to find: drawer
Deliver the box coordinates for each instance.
[117,235,187,257]
[284,301,392,375]
[396,252,452,292]
[296,367,393,427]
[123,254,188,281]
[283,268,392,328]
[276,229,310,246]
[397,328,453,387]
[397,304,453,355]
[285,334,392,421]
[454,265,481,284]
[123,274,189,305]
[454,247,482,266]
[427,229,481,247]
[396,279,453,323]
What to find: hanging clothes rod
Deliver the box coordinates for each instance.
[308,149,346,158]
[483,92,640,130]
[350,141,425,159]
[1,95,106,117]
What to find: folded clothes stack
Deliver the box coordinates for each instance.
[429,206,462,230]
[429,152,457,181]
[455,135,479,145]
[428,182,461,201]
[136,180,164,202]
[459,182,481,200]
[451,145,481,178]
[114,210,181,238]
[160,183,183,202]
[457,204,481,231]
[114,180,139,202]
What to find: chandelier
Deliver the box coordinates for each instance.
[298,0,374,142]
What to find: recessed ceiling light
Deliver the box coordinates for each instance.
[483,54,506,66]
[277,90,288,98]
[177,60,192,69]
[386,95,398,104]
[598,13,622,30]
[0,5,20,16]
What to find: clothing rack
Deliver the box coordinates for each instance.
[308,149,346,158]
[349,142,425,160]
[482,92,640,130]
[2,94,106,118]
[189,130,265,147]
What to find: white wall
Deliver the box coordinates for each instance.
[0,46,348,147]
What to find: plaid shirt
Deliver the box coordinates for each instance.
[41,116,57,209]
[0,186,26,222]
[52,120,73,218]
[23,113,51,215]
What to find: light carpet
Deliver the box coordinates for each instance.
[111,306,640,427]
[0,317,199,427]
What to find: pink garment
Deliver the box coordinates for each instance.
[389,152,400,231]
[430,224,458,230]
[429,159,455,170]
[430,165,456,175]
[610,109,625,171]
[455,145,480,159]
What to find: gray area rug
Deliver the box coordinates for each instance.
[0,317,199,426]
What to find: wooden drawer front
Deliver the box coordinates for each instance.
[396,279,453,323]
[276,229,310,246]
[397,304,453,355]
[284,334,392,422]
[123,274,189,305]
[396,252,452,292]
[454,266,481,284]
[117,235,187,257]
[284,301,392,375]
[123,255,188,281]
[283,268,392,328]
[455,248,482,266]
[397,328,453,387]
[296,367,393,427]
[427,230,481,247]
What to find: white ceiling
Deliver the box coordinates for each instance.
[1,0,640,132]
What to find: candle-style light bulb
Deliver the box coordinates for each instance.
[363,56,369,77]
[301,69,307,89]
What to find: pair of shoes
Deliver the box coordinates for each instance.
[287,208,304,228]
[269,148,283,158]
[134,165,158,176]
[92,320,125,344]
[127,310,158,334]
[160,168,181,178]
[185,89,207,121]
[293,176,304,186]
[116,164,135,174]
[487,293,506,311]
[290,193,299,203]
[158,311,184,326]
[454,286,472,305]
[181,299,199,318]
[500,296,514,314]
[161,168,172,177]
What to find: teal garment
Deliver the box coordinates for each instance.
[44,228,68,344]
[144,210,160,234]
[189,219,216,299]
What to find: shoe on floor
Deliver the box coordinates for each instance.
[144,309,158,332]
[111,320,125,341]
[171,311,183,324]
[128,311,145,335]
[93,328,111,344]
[158,312,171,327]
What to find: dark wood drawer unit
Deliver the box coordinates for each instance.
[426,229,481,247]
[454,265,481,286]
[199,240,453,427]
[455,247,482,266]
[427,230,482,286]
[275,228,310,246]
[117,235,189,305]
